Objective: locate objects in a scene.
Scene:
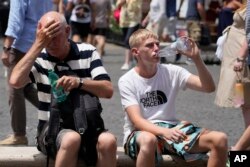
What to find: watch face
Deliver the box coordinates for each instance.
[3,46,11,52]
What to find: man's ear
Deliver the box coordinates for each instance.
[131,47,138,57]
[66,25,71,37]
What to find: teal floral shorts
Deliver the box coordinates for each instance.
[124,121,208,165]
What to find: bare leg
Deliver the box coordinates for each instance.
[233,106,250,150]
[242,106,250,128]
[95,35,106,56]
[96,132,117,167]
[233,126,250,151]
[125,49,132,65]
[136,132,157,167]
[55,131,81,167]
[189,131,228,167]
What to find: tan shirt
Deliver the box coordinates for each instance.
[117,0,142,28]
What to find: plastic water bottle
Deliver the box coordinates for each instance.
[234,80,244,108]
[158,37,192,57]
[48,70,67,103]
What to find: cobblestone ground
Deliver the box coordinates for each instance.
[0,42,243,148]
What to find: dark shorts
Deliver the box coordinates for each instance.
[122,24,140,49]
[91,28,107,36]
[56,129,75,150]
[124,121,208,165]
[70,21,91,38]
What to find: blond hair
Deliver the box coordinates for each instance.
[129,29,158,48]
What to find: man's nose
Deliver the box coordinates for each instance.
[154,43,159,50]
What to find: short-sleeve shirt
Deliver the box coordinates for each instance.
[118,0,142,28]
[30,40,110,121]
[118,64,191,144]
[68,0,96,23]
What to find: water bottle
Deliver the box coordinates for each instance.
[233,80,244,108]
[48,70,67,103]
[158,37,192,57]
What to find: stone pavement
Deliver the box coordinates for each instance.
[0,41,244,148]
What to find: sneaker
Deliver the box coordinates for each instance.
[0,135,28,145]
[121,63,129,70]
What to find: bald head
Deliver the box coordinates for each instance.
[39,11,67,28]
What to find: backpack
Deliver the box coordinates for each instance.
[36,65,105,167]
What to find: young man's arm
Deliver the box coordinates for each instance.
[125,105,186,143]
[180,39,215,92]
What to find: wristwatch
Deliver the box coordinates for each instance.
[77,78,84,89]
[3,46,11,52]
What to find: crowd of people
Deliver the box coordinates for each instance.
[0,0,250,167]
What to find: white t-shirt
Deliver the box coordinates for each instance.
[68,0,96,23]
[118,63,191,145]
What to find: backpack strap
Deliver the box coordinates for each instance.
[72,90,88,135]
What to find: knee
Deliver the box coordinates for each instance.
[60,132,81,152]
[97,132,117,154]
[211,132,228,150]
[138,132,158,153]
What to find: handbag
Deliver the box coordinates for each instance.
[215,26,230,60]
[234,65,250,107]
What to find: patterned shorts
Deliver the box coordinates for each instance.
[124,121,208,165]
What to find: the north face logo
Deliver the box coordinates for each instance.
[140,90,167,108]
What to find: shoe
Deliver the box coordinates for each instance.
[121,63,129,70]
[0,135,28,145]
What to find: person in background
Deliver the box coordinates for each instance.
[217,0,243,37]
[227,0,250,156]
[88,0,111,57]
[166,0,177,42]
[118,28,228,167]
[0,0,53,146]
[0,0,10,78]
[166,0,182,63]
[66,0,96,42]
[215,3,247,109]
[9,11,117,167]
[116,0,142,70]
[142,0,168,42]
[185,0,206,65]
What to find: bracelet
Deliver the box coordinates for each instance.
[236,57,246,63]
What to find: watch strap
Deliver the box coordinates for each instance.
[77,78,83,89]
[3,46,11,52]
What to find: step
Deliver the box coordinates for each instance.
[0,146,207,167]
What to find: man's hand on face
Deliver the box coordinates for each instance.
[35,18,61,48]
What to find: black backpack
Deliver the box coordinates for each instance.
[36,65,105,167]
